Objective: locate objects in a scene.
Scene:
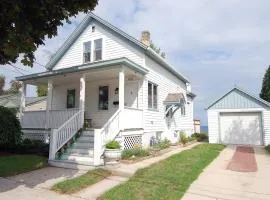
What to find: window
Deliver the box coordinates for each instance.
[91,26,95,32]
[99,86,109,110]
[181,104,186,116]
[83,41,91,63]
[94,39,102,61]
[148,82,158,109]
[67,89,75,108]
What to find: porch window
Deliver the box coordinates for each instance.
[148,82,158,109]
[83,41,91,63]
[94,39,102,61]
[99,86,108,110]
[67,89,75,108]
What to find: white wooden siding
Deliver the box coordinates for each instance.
[54,21,144,70]
[142,57,193,138]
[207,110,219,144]
[263,110,270,145]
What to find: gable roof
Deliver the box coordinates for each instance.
[207,87,270,110]
[45,12,190,83]
[0,94,47,108]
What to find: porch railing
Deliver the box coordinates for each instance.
[22,108,80,129]
[93,109,121,165]
[49,110,83,160]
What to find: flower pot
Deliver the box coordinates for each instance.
[104,148,121,164]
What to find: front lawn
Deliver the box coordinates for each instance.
[0,154,47,177]
[100,143,225,200]
[52,168,111,194]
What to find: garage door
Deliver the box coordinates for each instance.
[220,112,262,145]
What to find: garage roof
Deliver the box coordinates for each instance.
[207,87,270,110]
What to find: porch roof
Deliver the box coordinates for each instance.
[16,57,148,82]
[163,93,185,105]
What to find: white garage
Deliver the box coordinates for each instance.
[207,87,270,146]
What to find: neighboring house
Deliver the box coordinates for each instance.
[16,13,195,169]
[207,87,270,146]
[0,93,46,112]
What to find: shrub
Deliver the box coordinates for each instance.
[179,131,188,144]
[265,145,270,154]
[121,148,151,160]
[17,139,49,156]
[158,139,171,150]
[191,133,209,142]
[105,140,121,149]
[0,106,22,148]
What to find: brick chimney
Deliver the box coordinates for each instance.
[140,31,150,46]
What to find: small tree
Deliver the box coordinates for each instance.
[7,80,22,94]
[0,75,5,95]
[260,66,270,102]
[37,85,48,97]
[0,106,22,148]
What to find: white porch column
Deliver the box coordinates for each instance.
[19,82,26,124]
[119,68,125,130]
[79,74,86,126]
[46,80,53,129]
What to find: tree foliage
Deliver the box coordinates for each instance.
[150,42,166,58]
[0,0,98,67]
[37,85,48,97]
[7,80,22,94]
[0,75,5,95]
[260,66,270,102]
[0,106,22,148]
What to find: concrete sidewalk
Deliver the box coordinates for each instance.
[182,145,270,200]
[0,143,199,200]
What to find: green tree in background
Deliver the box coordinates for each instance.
[260,66,270,102]
[0,75,5,95]
[0,0,98,67]
[36,85,48,97]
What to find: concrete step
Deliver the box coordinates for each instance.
[74,142,94,148]
[61,154,94,163]
[64,152,94,157]
[49,159,95,170]
[82,130,95,136]
[77,136,94,143]
[68,148,94,154]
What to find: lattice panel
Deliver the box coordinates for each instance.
[23,133,50,143]
[124,135,142,149]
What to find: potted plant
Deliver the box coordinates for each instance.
[104,140,121,164]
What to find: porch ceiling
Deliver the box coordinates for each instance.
[16,57,148,86]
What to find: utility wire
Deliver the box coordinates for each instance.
[8,64,25,75]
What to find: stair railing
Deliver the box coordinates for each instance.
[93,109,121,165]
[49,110,84,160]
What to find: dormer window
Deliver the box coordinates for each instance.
[83,41,91,63]
[92,26,95,32]
[94,39,102,61]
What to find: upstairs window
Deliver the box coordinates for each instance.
[94,39,102,61]
[148,82,158,109]
[99,86,109,110]
[83,41,91,63]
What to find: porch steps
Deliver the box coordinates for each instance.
[49,130,98,170]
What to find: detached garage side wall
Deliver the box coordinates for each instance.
[207,110,219,144]
[263,110,270,145]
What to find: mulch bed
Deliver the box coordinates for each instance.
[227,146,257,172]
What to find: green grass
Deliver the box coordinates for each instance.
[99,144,225,200]
[52,168,112,194]
[265,145,270,154]
[0,154,47,177]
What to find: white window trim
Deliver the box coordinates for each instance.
[148,81,158,110]
[82,35,105,64]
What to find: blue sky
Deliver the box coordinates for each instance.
[1,0,270,125]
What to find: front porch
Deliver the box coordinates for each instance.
[18,60,147,167]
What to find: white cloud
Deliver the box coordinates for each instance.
[1,0,270,124]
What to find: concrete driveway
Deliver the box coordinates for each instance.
[182,145,270,200]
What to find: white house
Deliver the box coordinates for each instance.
[17,13,195,169]
[207,87,270,146]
